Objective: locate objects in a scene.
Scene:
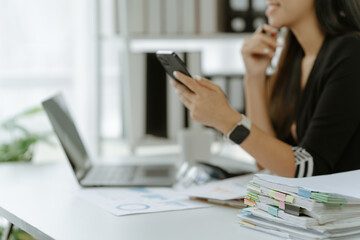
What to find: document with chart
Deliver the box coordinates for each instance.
[76,187,211,216]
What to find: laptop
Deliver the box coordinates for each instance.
[42,94,176,187]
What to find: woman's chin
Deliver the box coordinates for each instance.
[268,19,284,29]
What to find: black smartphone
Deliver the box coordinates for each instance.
[156,50,192,84]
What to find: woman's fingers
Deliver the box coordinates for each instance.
[173,71,200,93]
[252,24,278,52]
[258,35,278,51]
[255,25,264,34]
[243,34,277,58]
[171,79,195,107]
[194,76,218,91]
[250,44,275,57]
[171,75,234,132]
[262,24,278,38]
[172,79,194,96]
[241,24,279,77]
[177,91,193,109]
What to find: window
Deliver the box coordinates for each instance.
[0,0,74,124]
[0,0,123,158]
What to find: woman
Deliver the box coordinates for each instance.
[172,0,360,178]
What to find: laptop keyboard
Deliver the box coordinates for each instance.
[83,165,136,185]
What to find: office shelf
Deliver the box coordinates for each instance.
[94,0,250,153]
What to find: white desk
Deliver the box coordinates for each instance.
[0,162,280,240]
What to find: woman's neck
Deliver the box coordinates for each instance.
[291,13,325,57]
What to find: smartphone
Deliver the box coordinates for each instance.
[156,50,192,84]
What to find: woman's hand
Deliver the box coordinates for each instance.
[241,24,278,79]
[172,71,242,135]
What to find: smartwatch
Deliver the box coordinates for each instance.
[226,114,252,145]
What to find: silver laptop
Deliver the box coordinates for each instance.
[42,94,176,187]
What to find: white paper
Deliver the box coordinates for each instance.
[238,210,325,239]
[76,187,210,216]
[239,209,360,238]
[256,170,360,199]
[182,174,254,200]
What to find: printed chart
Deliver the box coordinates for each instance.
[76,187,210,216]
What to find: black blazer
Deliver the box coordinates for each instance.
[296,33,360,176]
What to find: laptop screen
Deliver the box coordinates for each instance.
[42,94,91,178]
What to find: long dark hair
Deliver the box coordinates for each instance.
[269,0,360,141]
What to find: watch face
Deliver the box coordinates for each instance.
[229,125,250,144]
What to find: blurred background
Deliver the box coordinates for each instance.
[0,0,270,164]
